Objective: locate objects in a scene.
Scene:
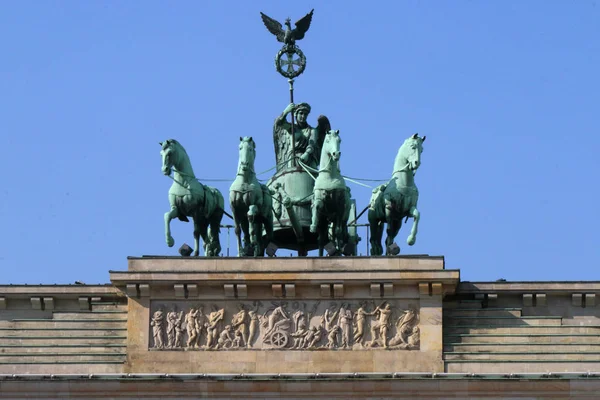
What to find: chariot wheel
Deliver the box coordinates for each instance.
[270,330,289,348]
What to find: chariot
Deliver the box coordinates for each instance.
[262,318,292,349]
[267,165,359,256]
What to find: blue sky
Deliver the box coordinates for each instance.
[1,1,598,284]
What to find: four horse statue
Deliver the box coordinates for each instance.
[309,130,351,256]
[368,133,426,256]
[160,139,224,256]
[160,131,426,258]
[229,137,274,257]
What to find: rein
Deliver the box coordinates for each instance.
[392,162,418,177]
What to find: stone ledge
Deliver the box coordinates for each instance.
[110,270,459,284]
[0,285,123,300]
[126,255,445,272]
[458,281,600,293]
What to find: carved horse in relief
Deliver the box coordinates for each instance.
[368,133,425,255]
[160,139,224,256]
[229,137,274,256]
[310,130,351,256]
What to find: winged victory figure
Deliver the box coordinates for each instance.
[260,9,314,47]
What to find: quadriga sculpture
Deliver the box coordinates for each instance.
[160,139,224,256]
[368,133,426,255]
[310,130,351,256]
[230,137,274,256]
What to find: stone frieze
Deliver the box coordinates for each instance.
[149,300,419,351]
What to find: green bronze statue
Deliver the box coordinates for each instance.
[368,134,426,255]
[260,9,314,48]
[160,139,224,256]
[274,103,325,170]
[310,130,351,256]
[230,137,274,257]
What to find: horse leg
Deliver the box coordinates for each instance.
[376,219,385,255]
[256,221,265,257]
[333,218,345,255]
[208,211,223,256]
[247,205,259,257]
[264,217,274,256]
[310,191,324,233]
[192,217,208,257]
[335,195,349,254]
[367,210,381,255]
[164,206,179,247]
[384,202,402,255]
[317,221,328,257]
[406,206,421,246]
[231,206,244,257]
[369,215,384,256]
[376,222,385,255]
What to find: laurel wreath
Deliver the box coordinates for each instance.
[275,45,306,79]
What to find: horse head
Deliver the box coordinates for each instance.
[238,136,256,175]
[322,129,342,163]
[159,139,178,176]
[397,133,426,172]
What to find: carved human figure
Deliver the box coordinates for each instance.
[293,309,308,333]
[326,325,340,349]
[216,325,233,350]
[247,302,262,349]
[291,327,308,349]
[247,311,261,349]
[166,307,180,348]
[338,304,353,349]
[150,309,165,349]
[232,330,244,349]
[185,307,200,348]
[195,307,208,346]
[231,304,249,348]
[389,309,419,349]
[321,304,340,333]
[263,303,289,338]
[368,302,392,348]
[353,303,371,346]
[304,326,323,349]
[407,326,420,348]
[174,310,185,348]
[206,307,225,349]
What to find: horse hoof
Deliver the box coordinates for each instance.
[166,237,175,247]
[407,236,416,246]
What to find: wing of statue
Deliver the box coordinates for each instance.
[292,9,314,41]
[260,12,285,43]
[316,114,331,151]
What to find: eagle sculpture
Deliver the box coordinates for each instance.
[260,9,314,47]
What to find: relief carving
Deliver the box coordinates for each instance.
[366,301,393,349]
[338,303,353,349]
[247,302,262,348]
[205,306,225,349]
[262,302,292,349]
[149,299,420,351]
[150,309,165,349]
[389,308,420,349]
[166,307,184,348]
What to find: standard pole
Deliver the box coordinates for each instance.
[288,78,296,167]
